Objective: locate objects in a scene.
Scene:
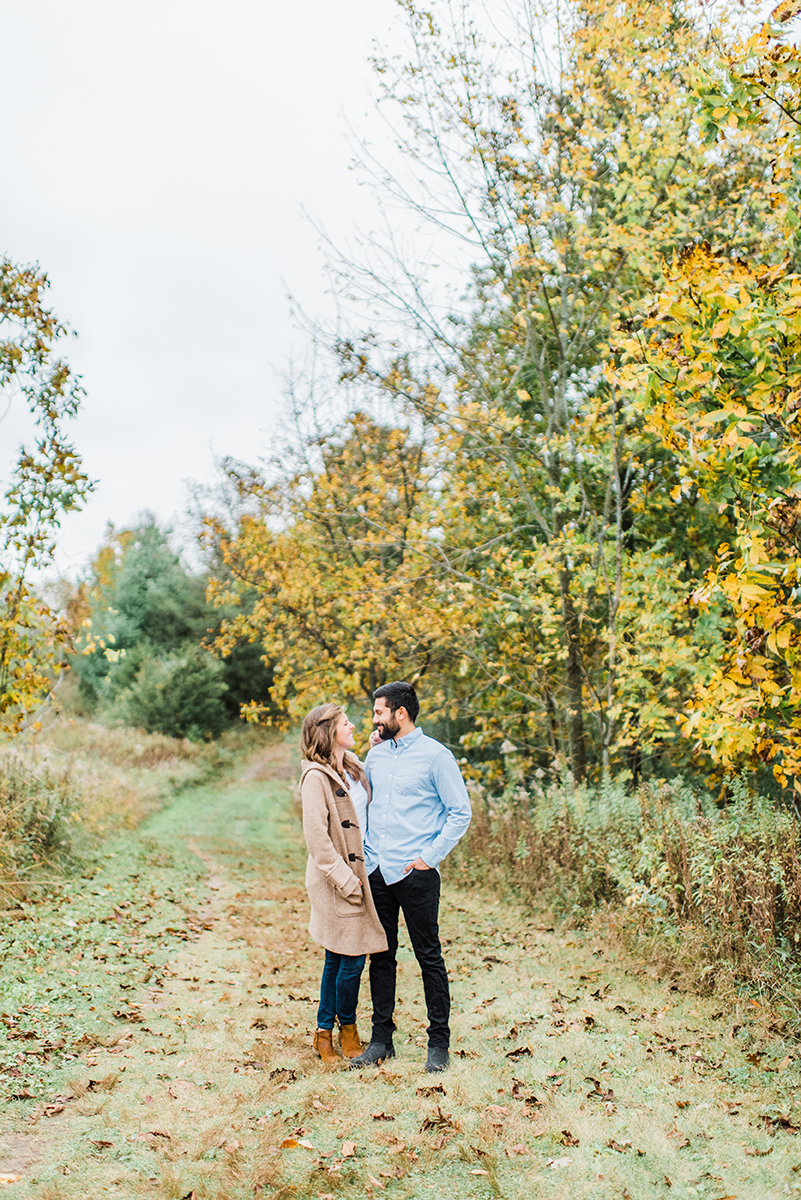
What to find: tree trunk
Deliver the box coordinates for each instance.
[559,566,587,783]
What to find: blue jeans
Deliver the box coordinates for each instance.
[317,949,366,1029]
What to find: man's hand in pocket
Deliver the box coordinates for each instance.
[403,858,431,873]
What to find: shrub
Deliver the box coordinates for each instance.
[0,749,80,904]
[451,772,801,969]
[112,646,228,741]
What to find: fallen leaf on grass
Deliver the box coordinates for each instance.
[561,1130,579,1147]
[112,1008,144,1023]
[367,1175,385,1190]
[270,1068,297,1083]
[416,1083,445,1097]
[372,1112,395,1121]
[546,1157,572,1169]
[0,1177,21,1186]
[745,1146,773,1156]
[505,1145,527,1156]
[89,1140,113,1149]
[421,1106,458,1132]
[761,1113,800,1134]
[487,1104,509,1118]
[341,1141,356,1158]
[606,1138,644,1155]
[280,1137,314,1150]
[312,1099,333,1112]
[470,1169,489,1175]
[431,1134,449,1150]
[180,1193,198,1200]
[43,1104,65,1117]
[506,1046,532,1061]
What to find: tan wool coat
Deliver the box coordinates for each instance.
[300,759,388,957]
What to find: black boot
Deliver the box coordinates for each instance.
[425,1046,449,1073]
[349,1040,395,1068]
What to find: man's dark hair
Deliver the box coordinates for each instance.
[373,681,420,723]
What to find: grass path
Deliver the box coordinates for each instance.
[2,744,801,1199]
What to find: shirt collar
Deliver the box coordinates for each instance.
[391,725,423,751]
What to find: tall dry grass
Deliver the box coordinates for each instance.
[0,714,248,906]
[450,772,801,1009]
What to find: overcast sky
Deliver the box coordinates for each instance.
[0,0,404,574]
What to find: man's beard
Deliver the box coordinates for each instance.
[377,715,401,741]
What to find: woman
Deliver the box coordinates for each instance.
[300,703,388,1064]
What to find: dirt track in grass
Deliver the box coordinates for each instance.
[2,741,801,1199]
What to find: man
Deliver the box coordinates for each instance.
[351,681,472,1073]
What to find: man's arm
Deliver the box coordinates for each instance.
[418,749,472,869]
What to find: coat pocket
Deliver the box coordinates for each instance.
[334,887,365,918]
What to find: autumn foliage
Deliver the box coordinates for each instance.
[201,0,801,794]
[0,260,89,735]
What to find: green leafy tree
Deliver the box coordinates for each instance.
[113,645,229,742]
[74,517,273,739]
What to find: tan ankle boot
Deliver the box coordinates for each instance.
[313,1028,340,1064]
[338,1023,363,1059]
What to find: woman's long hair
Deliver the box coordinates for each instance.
[300,703,361,783]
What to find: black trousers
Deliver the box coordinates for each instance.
[368,867,451,1049]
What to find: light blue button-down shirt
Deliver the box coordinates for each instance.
[363,726,472,886]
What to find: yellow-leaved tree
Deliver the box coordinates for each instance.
[204,412,454,725]
[333,0,781,779]
[0,259,90,735]
[206,0,791,783]
[620,2,801,784]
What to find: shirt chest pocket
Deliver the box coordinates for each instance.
[395,767,431,797]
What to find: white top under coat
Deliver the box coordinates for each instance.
[346,771,369,835]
